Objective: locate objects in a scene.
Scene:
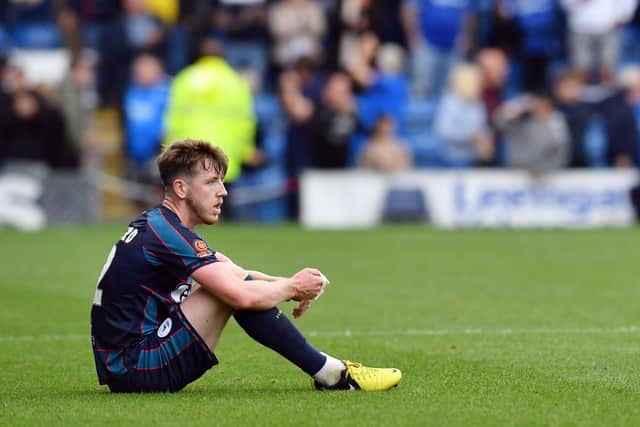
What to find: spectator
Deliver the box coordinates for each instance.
[476,47,509,117]
[358,115,413,172]
[54,54,97,168]
[5,0,63,49]
[146,0,179,26]
[501,0,561,91]
[2,81,70,175]
[98,0,166,107]
[56,6,82,57]
[434,63,492,167]
[278,57,326,218]
[144,0,185,75]
[308,71,358,169]
[475,47,509,165]
[267,0,327,74]
[56,1,122,51]
[598,87,639,167]
[162,0,211,75]
[618,66,640,159]
[163,38,257,184]
[401,0,474,98]
[211,0,269,88]
[495,92,571,172]
[326,0,405,71]
[471,0,498,51]
[560,0,638,83]
[349,36,410,162]
[334,0,375,71]
[351,37,409,124]
[552,69,592,167]
[485,0,522,56]
[371,0,406,47]
[123,53,171,203]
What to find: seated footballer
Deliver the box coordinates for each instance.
[90,139,401,393]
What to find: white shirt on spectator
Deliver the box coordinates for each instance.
[560,0,638,34]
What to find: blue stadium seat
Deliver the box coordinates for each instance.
[254,93,286,161]
[382,188,428,222]
[404,97,441,167]
[406,130,442,167]
[231,165,288,223]
[405,97,438,129]
[230,93,288,223]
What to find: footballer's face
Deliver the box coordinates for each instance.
[184,161,227,225]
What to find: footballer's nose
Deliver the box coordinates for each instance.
[219,182,228,197]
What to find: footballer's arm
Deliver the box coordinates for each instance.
[214,251,286,282]
[191,262,323,310]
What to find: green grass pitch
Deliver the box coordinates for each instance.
[1,224,640,426]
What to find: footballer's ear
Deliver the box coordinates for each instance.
[172,178,188,199]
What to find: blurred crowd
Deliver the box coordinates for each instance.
[3,0,640,218]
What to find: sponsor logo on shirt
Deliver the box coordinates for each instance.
[171,283,191,303]
[193,239,212,257]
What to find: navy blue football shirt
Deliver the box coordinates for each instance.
[90,205,219,380]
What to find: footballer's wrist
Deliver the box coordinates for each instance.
[287,277,303,301]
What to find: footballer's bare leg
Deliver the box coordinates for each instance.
[181,287,233,351]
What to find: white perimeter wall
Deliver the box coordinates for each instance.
[300,169,640,229]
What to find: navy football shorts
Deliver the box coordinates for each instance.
[105,307,218,393]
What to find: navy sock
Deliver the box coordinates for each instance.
[233,307,327,376]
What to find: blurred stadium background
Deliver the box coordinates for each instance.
[3,1,640,425]
[1,0,640,229]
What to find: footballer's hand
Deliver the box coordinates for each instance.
[292,300,311,318]
[291,268,324,301]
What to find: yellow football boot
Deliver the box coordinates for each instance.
[313,360,402,391]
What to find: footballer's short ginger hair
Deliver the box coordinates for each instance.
[157,139,228,188]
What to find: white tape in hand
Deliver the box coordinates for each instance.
[314,272,330,300]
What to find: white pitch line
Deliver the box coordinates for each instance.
[305,326,640,337]
[1,327,639,343]
[0,334,87,342]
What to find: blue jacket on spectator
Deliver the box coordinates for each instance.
[505,0,560,56]
[353,73,409,164]
[406,0,472,51]
[123,77,171,165]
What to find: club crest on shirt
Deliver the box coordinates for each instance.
[193,239,212,257]
[157,317,172,338]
